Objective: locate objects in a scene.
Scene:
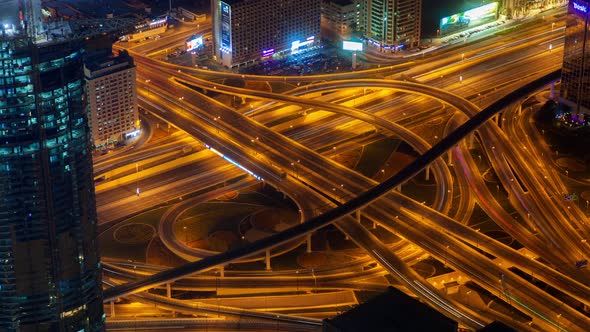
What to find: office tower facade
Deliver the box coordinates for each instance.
[212,0,321,68]
[502,0,566,18]
[321,0,362,38]
[560,0,590,114]
[85,51,138,147]
[362,0,422,50]
[0,1,105,331]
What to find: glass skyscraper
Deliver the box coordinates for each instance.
[560,0,590,114]
[0,1,104,331]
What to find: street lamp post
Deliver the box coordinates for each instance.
[135,163,140,196]
[291,162,298,179]
[145,79,151,96]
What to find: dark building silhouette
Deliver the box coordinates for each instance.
[0,1,104,330]
[323,287,458,332]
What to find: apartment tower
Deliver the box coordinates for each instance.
[212,0,321,68]
[84,51,138,148]
[363,0,422,50]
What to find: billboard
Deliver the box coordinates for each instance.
[186,35,203,51]
[220,1,231,51]
[572,1,589,18]
[573,1,588,13]
[440,2,498,36]
[343,41,363,51]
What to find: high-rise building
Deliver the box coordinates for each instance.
[85,51,138,147]
[362,0,422,50]
[0,1,105,331]
[321,0,362,39]
[560,0,590,114]
[502,0,565,19]
[212,0,321,68]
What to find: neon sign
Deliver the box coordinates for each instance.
[573,2,588,13]
[186,36,203,51]
[220,2,231,50]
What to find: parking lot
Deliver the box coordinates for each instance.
[164,43,354,76]
[239,47,353,76]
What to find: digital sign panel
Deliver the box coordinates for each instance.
[573,2,588,13]
[342,41,363,51]
[262,48,275,56]
[186,35,203,51]
[440,2,498,36]
[220,1,231,51]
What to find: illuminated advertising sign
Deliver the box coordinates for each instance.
[342,41,363,51]
[573,2,588,13]
[440,2,498,36]
[291,37,315,52]
[262,48,275,56]
[220,1,231,51]
[186,35,203,51]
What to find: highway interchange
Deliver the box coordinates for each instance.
[97,8,590,331]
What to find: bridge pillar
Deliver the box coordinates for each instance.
[265,250,271,270]
[396,184,402,192]
[219,265,225,278]
[495,113,502,126]
[307,233,312,253]
[373,221,378,229]
[166,283,176,316]
[425,166,430,181]
[447,151,453,166]
[356,209,361,223]
[110,301,115,318]
[468,134,475,149]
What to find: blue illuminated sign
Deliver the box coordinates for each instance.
[220,2,231,51]
[573,2,588,13]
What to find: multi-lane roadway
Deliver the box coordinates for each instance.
[101,10,590,331]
